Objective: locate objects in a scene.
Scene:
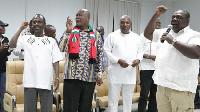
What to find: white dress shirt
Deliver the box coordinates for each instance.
[140,33,157,70]
[152,26,200,93]
[104,29,143,84]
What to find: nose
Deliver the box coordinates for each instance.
[124,23,129,27]
[172,17,179,21]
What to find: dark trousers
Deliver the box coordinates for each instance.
[0,72,6,112]
[63,79,96,112]
[138,70,158,112]
[24,87,53,112]
[194,87,200,105]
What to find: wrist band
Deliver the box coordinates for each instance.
[172,38,177,46]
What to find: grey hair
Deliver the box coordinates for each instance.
[120,15,131,20]
[120,15,132,25]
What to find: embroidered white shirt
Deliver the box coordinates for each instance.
[17,35,63,90]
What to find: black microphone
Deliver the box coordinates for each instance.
[161,25,172,43]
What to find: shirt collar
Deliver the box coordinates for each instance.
[173,26,190,34]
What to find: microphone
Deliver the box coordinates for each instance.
[161,25,172,43]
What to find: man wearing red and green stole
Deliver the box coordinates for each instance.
[59,9,103,112]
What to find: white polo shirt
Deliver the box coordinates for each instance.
[152,26,200,93]
[17,35,63,90]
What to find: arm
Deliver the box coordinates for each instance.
[53,61,59,91]
[144,5,167,40]
[52,39,63,91]
[132,37,144,67]
[143,54,156,61]
[164,33,200,59]
[0,43,9,52]
[13,48,23,56]
[104,33,129,68]
[58,17,72,52]
[58,33,70,52]
[65,16,73,33]
[96,32,103,86]
[9,22,28,48]
[174,42,200,59]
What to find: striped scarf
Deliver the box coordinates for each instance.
[68,24,96,64]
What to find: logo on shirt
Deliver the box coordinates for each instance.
[27,37,35,45]
[41,38,50,45]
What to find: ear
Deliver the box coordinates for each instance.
[187,18,190,24]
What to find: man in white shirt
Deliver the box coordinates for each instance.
[144,5,200,112]
[12,21,33,60]
[9,14,63,112]
[104,15,143,112]
[138,18,161,112]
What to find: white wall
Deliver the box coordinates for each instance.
[172,0,200,32]
[0,0,85,60]
[1,0,200,60]
[128,0,200,33]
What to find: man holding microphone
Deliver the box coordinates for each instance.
[144,5,200,112]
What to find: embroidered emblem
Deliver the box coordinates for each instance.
[27,37,35,45]
[41,38,50,45]
[72,36,77,43]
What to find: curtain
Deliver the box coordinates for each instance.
[85,0,141,37]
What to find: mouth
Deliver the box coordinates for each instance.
[33,27,41,32]
[76,20,80,24]
[171,23,178,28]
[123,27,128,30]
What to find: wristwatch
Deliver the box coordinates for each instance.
[171,38,177,46]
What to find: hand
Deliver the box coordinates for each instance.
[96,77,103,86]
[131,59,140,67]
[156,5,168,15]
[0,43,9,51]
[20,22,28,30]
[118,59,129,68]
[150,55,156,61]
[66,16,73,33]
[53,79,59,92]
[161,33,173,44]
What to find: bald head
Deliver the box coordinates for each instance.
[44,25,56,38]
[80,9,90,19]
[96,26,104,37]
[75,9,91,30]
[32,14,46,24]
